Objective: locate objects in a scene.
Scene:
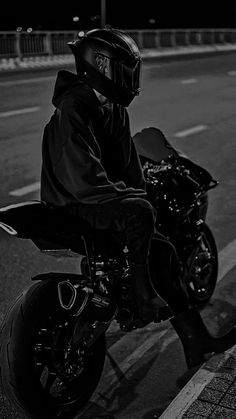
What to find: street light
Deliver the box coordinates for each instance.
[149,18,156,25]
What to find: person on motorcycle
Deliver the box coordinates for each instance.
[40,27,236,369]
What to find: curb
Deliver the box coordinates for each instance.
[159,346,236,418]
[1,44,236,73]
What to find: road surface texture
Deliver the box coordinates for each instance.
[0,52,236,418]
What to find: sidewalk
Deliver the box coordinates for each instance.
[1,44,236,72]
[160,347,236,419]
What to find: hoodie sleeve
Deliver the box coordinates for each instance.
[53,103,146,204]
[108,105,146,190]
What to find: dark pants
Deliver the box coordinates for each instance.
[63,197,189,314]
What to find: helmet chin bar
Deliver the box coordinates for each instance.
[82,66,136,107]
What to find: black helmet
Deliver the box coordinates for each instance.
[68,28,142,107]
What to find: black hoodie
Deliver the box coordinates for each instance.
[40,70,146,206]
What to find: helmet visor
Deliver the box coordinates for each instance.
[110,58,141,95]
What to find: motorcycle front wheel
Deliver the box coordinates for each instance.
[0,279,106,419]
[185,222,218,306]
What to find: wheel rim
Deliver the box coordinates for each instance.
[33,314,94,405]
[187,233,217,302]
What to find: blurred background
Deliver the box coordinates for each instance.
[0,0,235,31]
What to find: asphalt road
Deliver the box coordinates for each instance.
[0,52,236,418]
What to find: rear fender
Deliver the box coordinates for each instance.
[31,272,87,282]
[0,222,18,236]
[0,200,46,238]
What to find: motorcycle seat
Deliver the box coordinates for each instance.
[0,200,125,257]
[0,200,91,236]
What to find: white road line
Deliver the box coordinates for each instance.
[106,327,170,380]
[78,325,172,417]
[181,78,197,84]
[217,237,236,282]
[0,107,40,118]
[228,71,236,76]
[9,181,40,196]
[174,125,208,138]
[0,76,54,87]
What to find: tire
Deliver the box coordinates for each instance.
[0,279,106,419]
[185,222,218,306]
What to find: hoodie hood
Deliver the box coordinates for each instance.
[52,70,100,110]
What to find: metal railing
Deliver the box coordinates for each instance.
[0,28,236,59]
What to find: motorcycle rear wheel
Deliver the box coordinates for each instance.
[0,279,106,419]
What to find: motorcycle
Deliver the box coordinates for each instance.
[0,127,219,418]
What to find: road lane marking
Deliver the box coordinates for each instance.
[174,125,208,138]
[0,107,40,118]
[228,71,236,76]
[78,324,172,417]
[0,76,54,87]
[9,182,40,196]
[217,237,236,283]
[181,78,197,84]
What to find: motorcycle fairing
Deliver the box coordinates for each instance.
[133,126,179,163]
[133,126,217,192]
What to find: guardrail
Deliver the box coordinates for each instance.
[1,28,236,59]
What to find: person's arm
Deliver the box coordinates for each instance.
[122,138,146,190]
[110,105,146,190]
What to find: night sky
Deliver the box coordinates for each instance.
[1,0,235,31]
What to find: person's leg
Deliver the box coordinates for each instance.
[149,233,189,315]
[171,308,236,369]
[108,197,169,323]
[64,197,168,322]
[149,233,236,369]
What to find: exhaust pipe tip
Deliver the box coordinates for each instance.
[57,280,89,316]
[58,280,76,310]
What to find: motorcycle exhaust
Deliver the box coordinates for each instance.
[57,280,116,321]
[57,280,90,316]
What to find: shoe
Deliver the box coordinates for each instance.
[130,263,170,324]
[171,307,236,368]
